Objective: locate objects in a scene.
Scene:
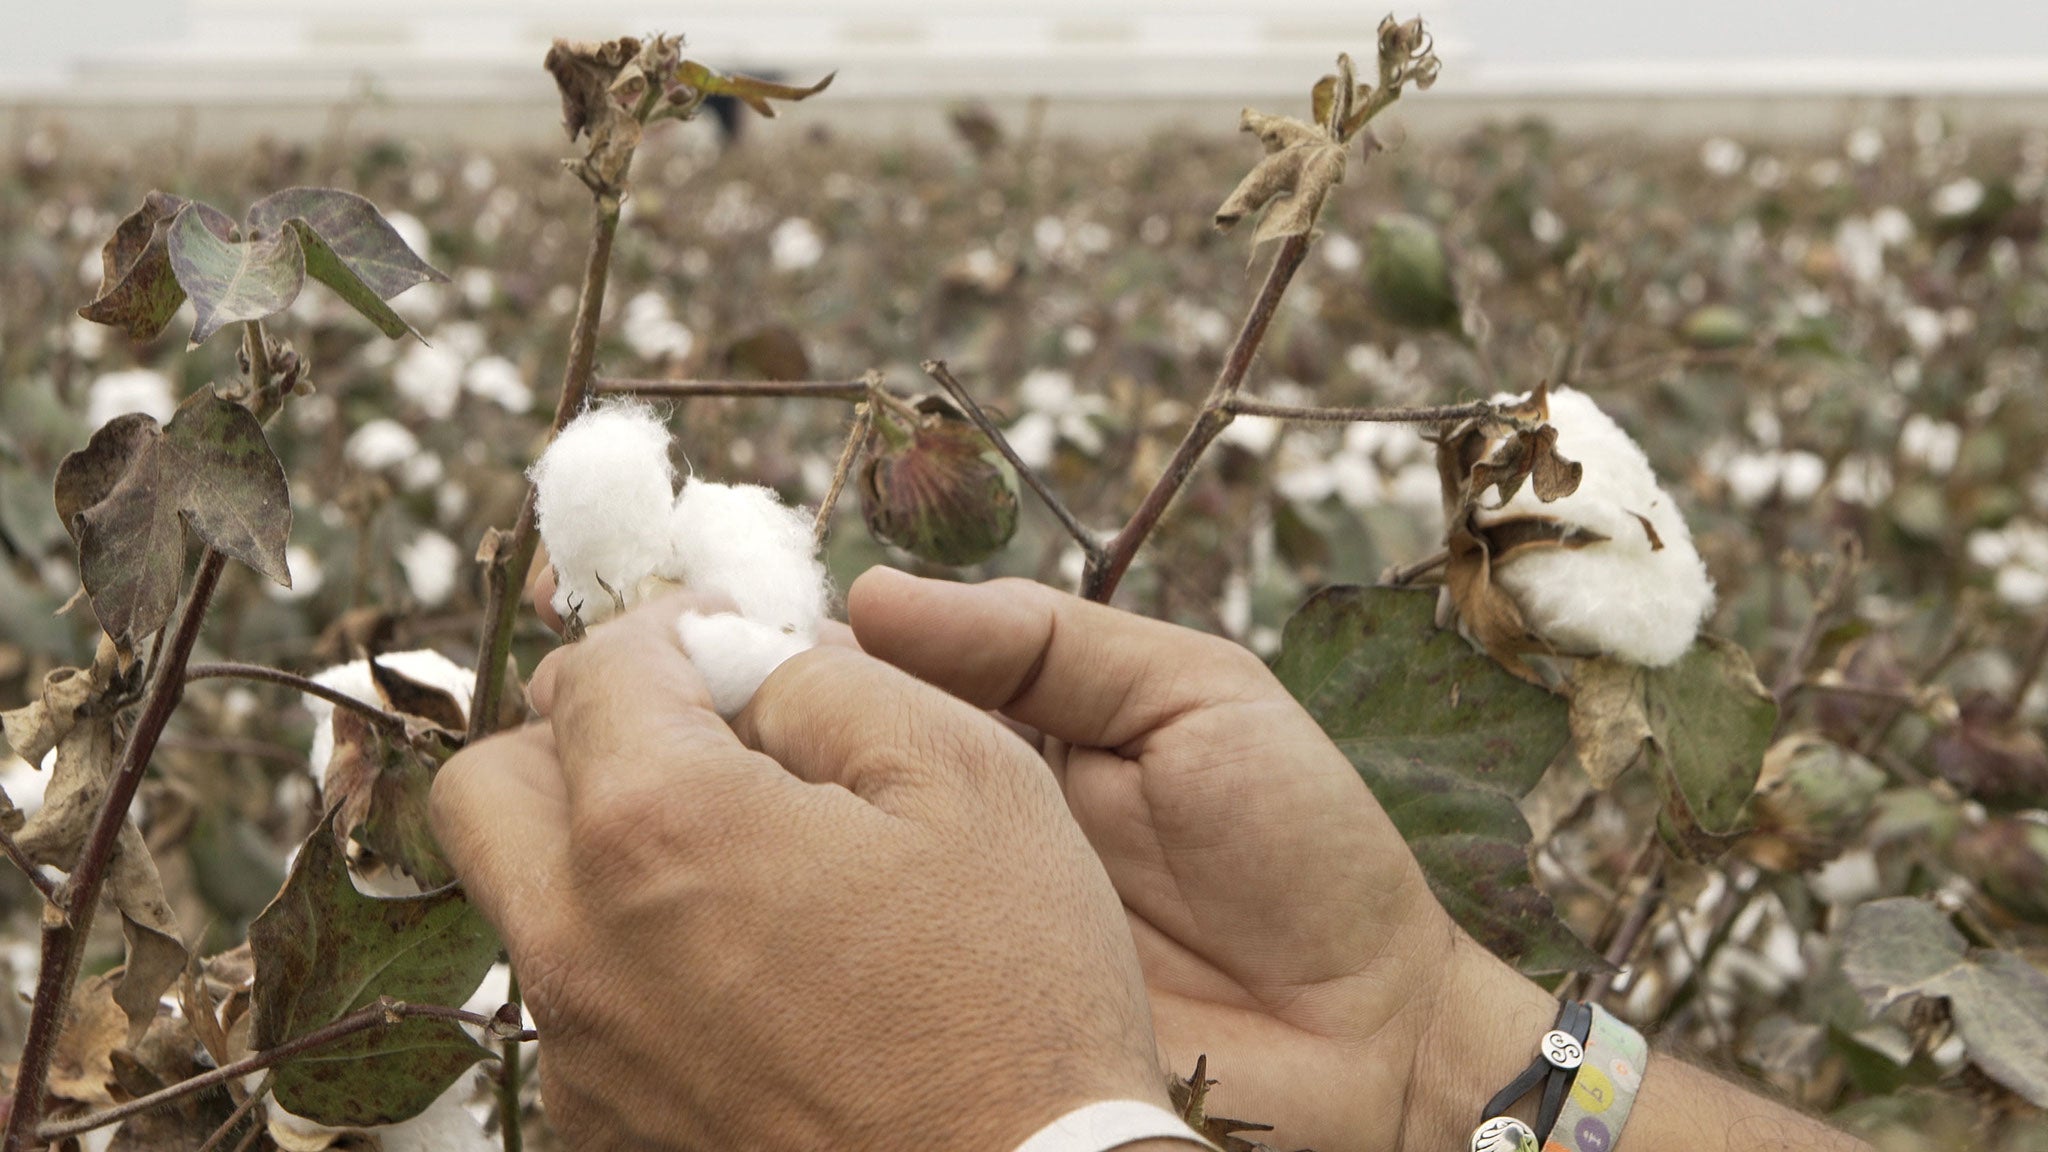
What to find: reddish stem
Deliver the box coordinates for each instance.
[4,548,229,1151]
[1082,233,1311,602]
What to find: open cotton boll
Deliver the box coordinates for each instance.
[663,479,828,637]
[530,402,678,625]
[304,650,475,783]
[267,1078,493,1152]
[677,612,815,718]
[1479,387,1714,667]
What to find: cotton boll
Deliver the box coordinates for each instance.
[395,343,467,420]
[86,369,175,430]
[345,419,421,471]
[663,480,827,637]
[304,651,474,783]
[530,402,678,624]
[677,612,815,718]
[400,530,463,607]
[1479,387,1714,667]
[464,355,533,414]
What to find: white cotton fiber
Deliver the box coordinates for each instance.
[1478,387,1714,667]
[304,650,475,783]
[662,479,828,637]
[676,612,814,718]
[529,402,678,624]
[529,408,832,716]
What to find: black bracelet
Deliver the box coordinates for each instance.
[1469,999,1592,1152]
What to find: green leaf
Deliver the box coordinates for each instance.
[674,60,834,118]
[1645,636,1776,858]
[1271,585,1601,974]
[77,193,232,341]
[247,187,447,339]
[166,202,307,345]
[250,814,497,1126]
[1840,897,2048,1108]
[61,389,292,649]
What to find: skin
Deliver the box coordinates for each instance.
[434,567,1868,1152]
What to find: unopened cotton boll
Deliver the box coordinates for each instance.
[677,612,815,718]
[304,650,475,782]
[662,479,827,637]
[1480,387,1715,667]
[530,402,678,624]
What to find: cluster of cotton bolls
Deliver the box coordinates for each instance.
[1701,408,1827,508]
[1478,387,1715,668]
[530,402,831,717]
[1967,520,2048,608]
[1005,368,1108,470]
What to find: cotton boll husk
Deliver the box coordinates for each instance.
[530,402,678,624]
[663,479,828,637]
[677,612,814,718]
[304,651,475,783]
[1478,387,1714,667]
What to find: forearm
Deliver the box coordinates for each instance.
[1399,931,1871,1152]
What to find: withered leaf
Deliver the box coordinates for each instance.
[1444,517,1548,686]
[1567,656,1652,787]
[250,813,496,1126]
[322,708,454,887]
[1215,109,1347,247]
[47,974,127,1108]
[1928,692,2048,811]
[8,656,188,1045]
[543,36,640,142]
[1479,516,1607,560]
[76,193,233,342]
[674,60,835,118]
[65,387,292,649]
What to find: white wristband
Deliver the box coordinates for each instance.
[1012,1100,1218,1152]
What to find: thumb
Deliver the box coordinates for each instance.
[732,643,1050,823]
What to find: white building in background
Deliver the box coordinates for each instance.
[5,0,2048,140]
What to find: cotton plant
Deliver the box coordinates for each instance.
[529,401,831,717]
[1433,383,1715,672]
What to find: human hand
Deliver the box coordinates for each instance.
[845,568,1558,1152]
[429,595,1173,1151]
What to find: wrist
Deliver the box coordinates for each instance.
[1396,929,1561,1152]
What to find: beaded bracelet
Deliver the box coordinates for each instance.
[1541,1004,1648,1152]
[1469,999,1592,1152]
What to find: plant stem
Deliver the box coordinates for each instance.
[468,201,621,743]
[3,549,229,1152]
[1585,851,1667,1004]
[0,828,59,906]
[498,971,525,1152]
[813,403,873,549]
[1082,234,1312,602]
[185,661,410,736]
[594,377,889,402]
[36,998,539,1142]
[1222,396,1498,425]
[922,360,1105,567]
[194,1072,269,1152]
[2004,612,2048,719]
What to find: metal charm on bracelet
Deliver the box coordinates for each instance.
[1470,999,1593,1152]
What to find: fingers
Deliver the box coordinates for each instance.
[531,595,782,812]
[430,723,571,954]
[733,644,1039,820]
[847,567,1276,751]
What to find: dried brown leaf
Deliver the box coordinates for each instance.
[1567,656,1652,787]
[1215,110,1347,246]
[1445,517,1547,686]
[47,974,127,1108]
[11,658,188,1044]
